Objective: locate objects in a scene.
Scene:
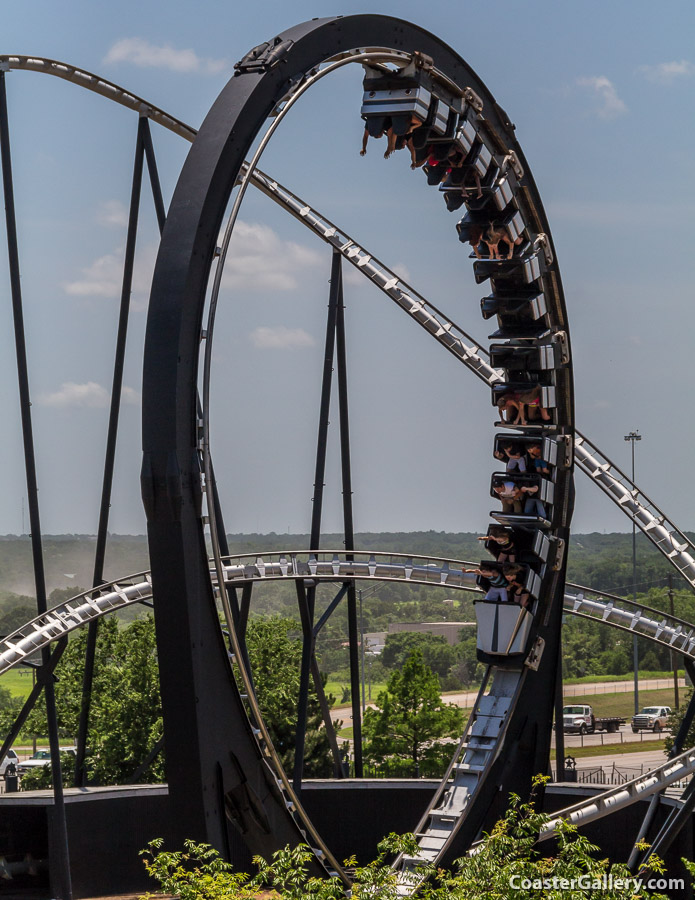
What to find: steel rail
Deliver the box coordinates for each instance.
[573,435,695,585]
[538,746,695,842]
[247,166,504,383]
[0,55,196,141]
[565,583,695,657]
[2,556,692,676]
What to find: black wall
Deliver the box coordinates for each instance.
[0,782,692,898]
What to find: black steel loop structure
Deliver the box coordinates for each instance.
[1,19,693,898]
[141,14,574,886]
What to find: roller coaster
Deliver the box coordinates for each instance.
[0,15,693,898]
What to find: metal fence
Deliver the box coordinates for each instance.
[561,729,668,749]
[566,678,685,696]
[558,763,692,789]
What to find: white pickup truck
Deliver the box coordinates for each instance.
[563,705,625,735]
[631,706,671,733]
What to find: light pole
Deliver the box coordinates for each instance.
[359,588,366,713]
[358,583,381,713]
[624,430,641,715]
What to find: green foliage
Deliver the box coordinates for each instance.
[0,682,23,735]
[244,616,336,777]
[0,592,37,635]
[381,631,457,678]
[19,751,77,791]
[140,838,257,900]
[664,688,695,756]
[422,778,669,899]
[252,843,345,899]
[22,615,163,786]
[140,780,672,898]
[363,649,463,775]
[445,634,484,689]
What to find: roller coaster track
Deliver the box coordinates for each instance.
[1,53,692,591]
[4,553,695,677]
[539,746,695,843]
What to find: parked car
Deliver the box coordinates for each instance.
[17,747,76,775]
[631,706,671,733]
[0,749,19,776]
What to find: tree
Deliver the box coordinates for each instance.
[19,612,336,789]
[243,616,336,778]
[443,634,483,690]
[0,592,37,635]
[0,683,23,736]
[363,649,463,776]
[381,632,457,679]
[22,615,163,786]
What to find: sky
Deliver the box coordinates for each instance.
[0,0,693,542]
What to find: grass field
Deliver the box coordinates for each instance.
[551,740,667,761]
[563,670,685,685]
[568,688,677,720]
[324,680,388,705]
[0,668,35,698]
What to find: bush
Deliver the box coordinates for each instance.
[19,751,78,791]
[140,778,672,898]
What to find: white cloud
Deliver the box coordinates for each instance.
[639,60,695,83]
[63,244,157,310]
[64,222,322,309]
[104,38,228,75]
[221,221,324,291]
[97,200,129,228]
[576,76,627,119]
[64,251,123,298]
[36,382,139,408]
[250,326,316,350]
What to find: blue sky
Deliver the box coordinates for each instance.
[0,0,693,540]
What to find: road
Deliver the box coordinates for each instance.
[333,676,684,720]
[556,722,667,749]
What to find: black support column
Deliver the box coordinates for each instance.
[293,250,340,793]
[334,262,362,775]
[0,70,72,900]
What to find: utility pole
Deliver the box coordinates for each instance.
[359,589,366,714]
[624,430,641,716]
[668,573,680,708]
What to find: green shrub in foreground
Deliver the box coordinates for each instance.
[140,778,674,899]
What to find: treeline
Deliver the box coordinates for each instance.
[2,532,693,688]
[0,529,689,596]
